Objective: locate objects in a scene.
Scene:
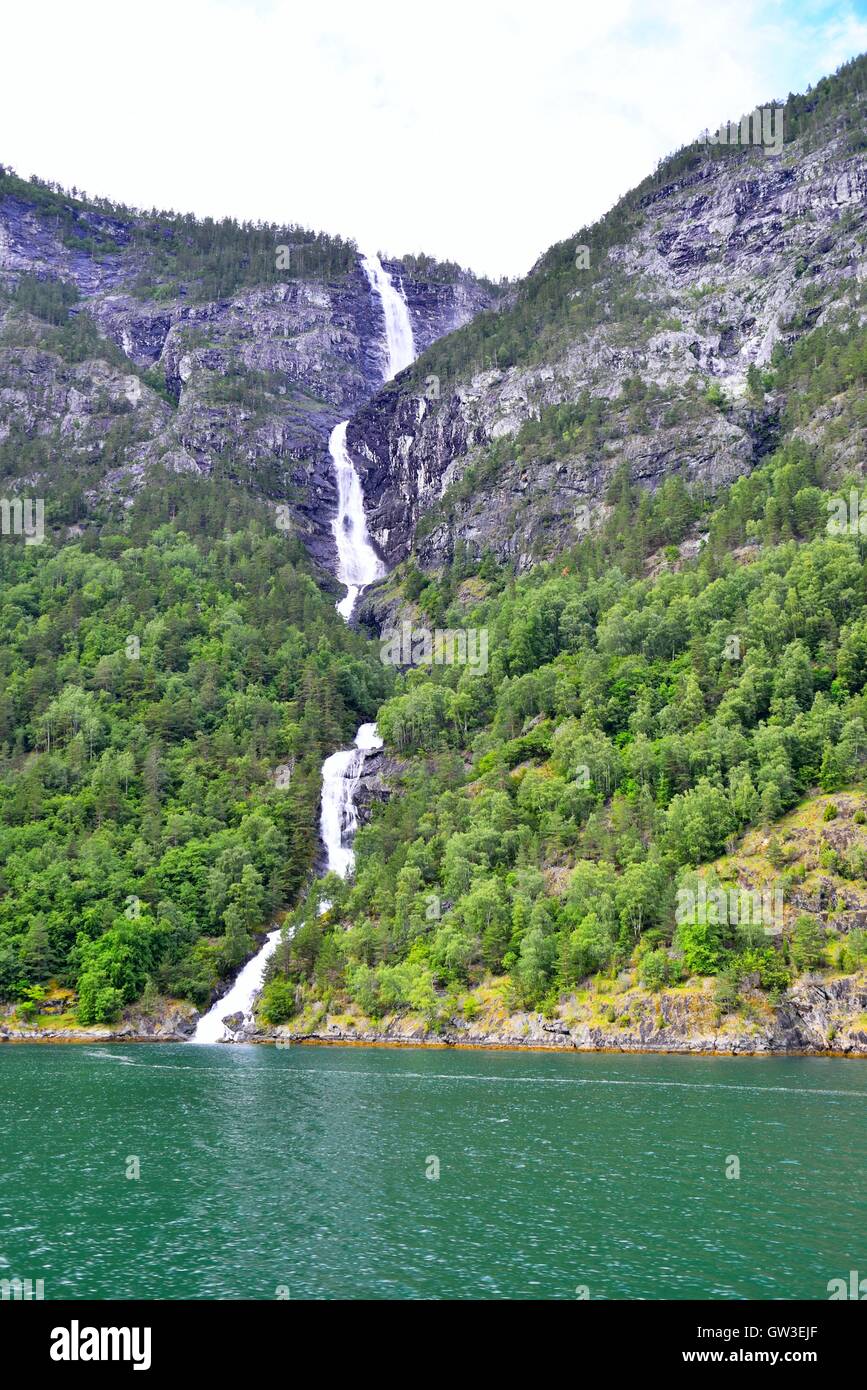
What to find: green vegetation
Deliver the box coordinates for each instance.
[0,165,357,301]
[392,251,504,294]
[264,353,867,1025]
[2,274,135,369]
[4,52,867,1041]
[0,492,392,1021]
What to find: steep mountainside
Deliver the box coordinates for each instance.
[0,175,493,1025]
[3,57,867,1051]
[0,169,495,571]
[234,58,867,1055]
[347,58,867,582]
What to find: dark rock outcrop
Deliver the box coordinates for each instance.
[353,745,404,825]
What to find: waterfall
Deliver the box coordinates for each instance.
[319,722,383,882]
[190,723,384,1043]
[190,256,414,1042]
[331,251,415,622]
[360,251,416,380]
[190,927,284,1044]
[329,422,385,622]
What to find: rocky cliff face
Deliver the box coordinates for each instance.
[0,186,493,571]
[347,122,867,574]
[249,970,867,1055]
[9,970,862,1052]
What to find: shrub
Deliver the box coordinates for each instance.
[791,915,826,972]
[713,969,740,1015]
[77,980,124,1024]
[675,917,725,976]
[639,948,670,992]
[258,978,297,1025]
[733,948,791,993]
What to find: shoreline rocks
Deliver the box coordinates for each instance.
[5,972,865,1056]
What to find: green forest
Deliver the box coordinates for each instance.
[0,491,392,1022]
[1,52,866,1037]
[260,310,867,1029]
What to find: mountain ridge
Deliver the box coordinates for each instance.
[0,166,496,574]
[346,54,867,586]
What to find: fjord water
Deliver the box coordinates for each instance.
[1,1045,864,1300]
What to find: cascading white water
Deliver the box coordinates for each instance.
[190,723,384,1043]
[329,422,385,622]
[190,926,283,1044]
[324,256,413,884]
[330,251,415,621]
[360,251,416,380]
[190,256,414,1042]
[319,722,383,881]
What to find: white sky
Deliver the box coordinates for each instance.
[3,0,867,278]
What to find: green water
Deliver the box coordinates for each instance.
[1,1044,864,1300]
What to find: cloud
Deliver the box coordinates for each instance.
[2,0,866,277]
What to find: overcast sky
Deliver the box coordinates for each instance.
[3,0,867,278]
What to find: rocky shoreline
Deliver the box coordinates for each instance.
[4,972,866,1056]
[0,1002,197,1044]
[255,972,867,1056]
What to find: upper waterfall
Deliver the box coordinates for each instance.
[361,251,415,380]
[329,251,416,621]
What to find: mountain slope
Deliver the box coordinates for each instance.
[4,57,867,1049]
[347,55,867,582]
[0,175,497,1023]
[247,58,867,1052]
[0,167,496,571]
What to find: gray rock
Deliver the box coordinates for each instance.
[0,199,495,572]
[346,139,867,573]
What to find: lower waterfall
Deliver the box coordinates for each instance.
[190,721,383,1043]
